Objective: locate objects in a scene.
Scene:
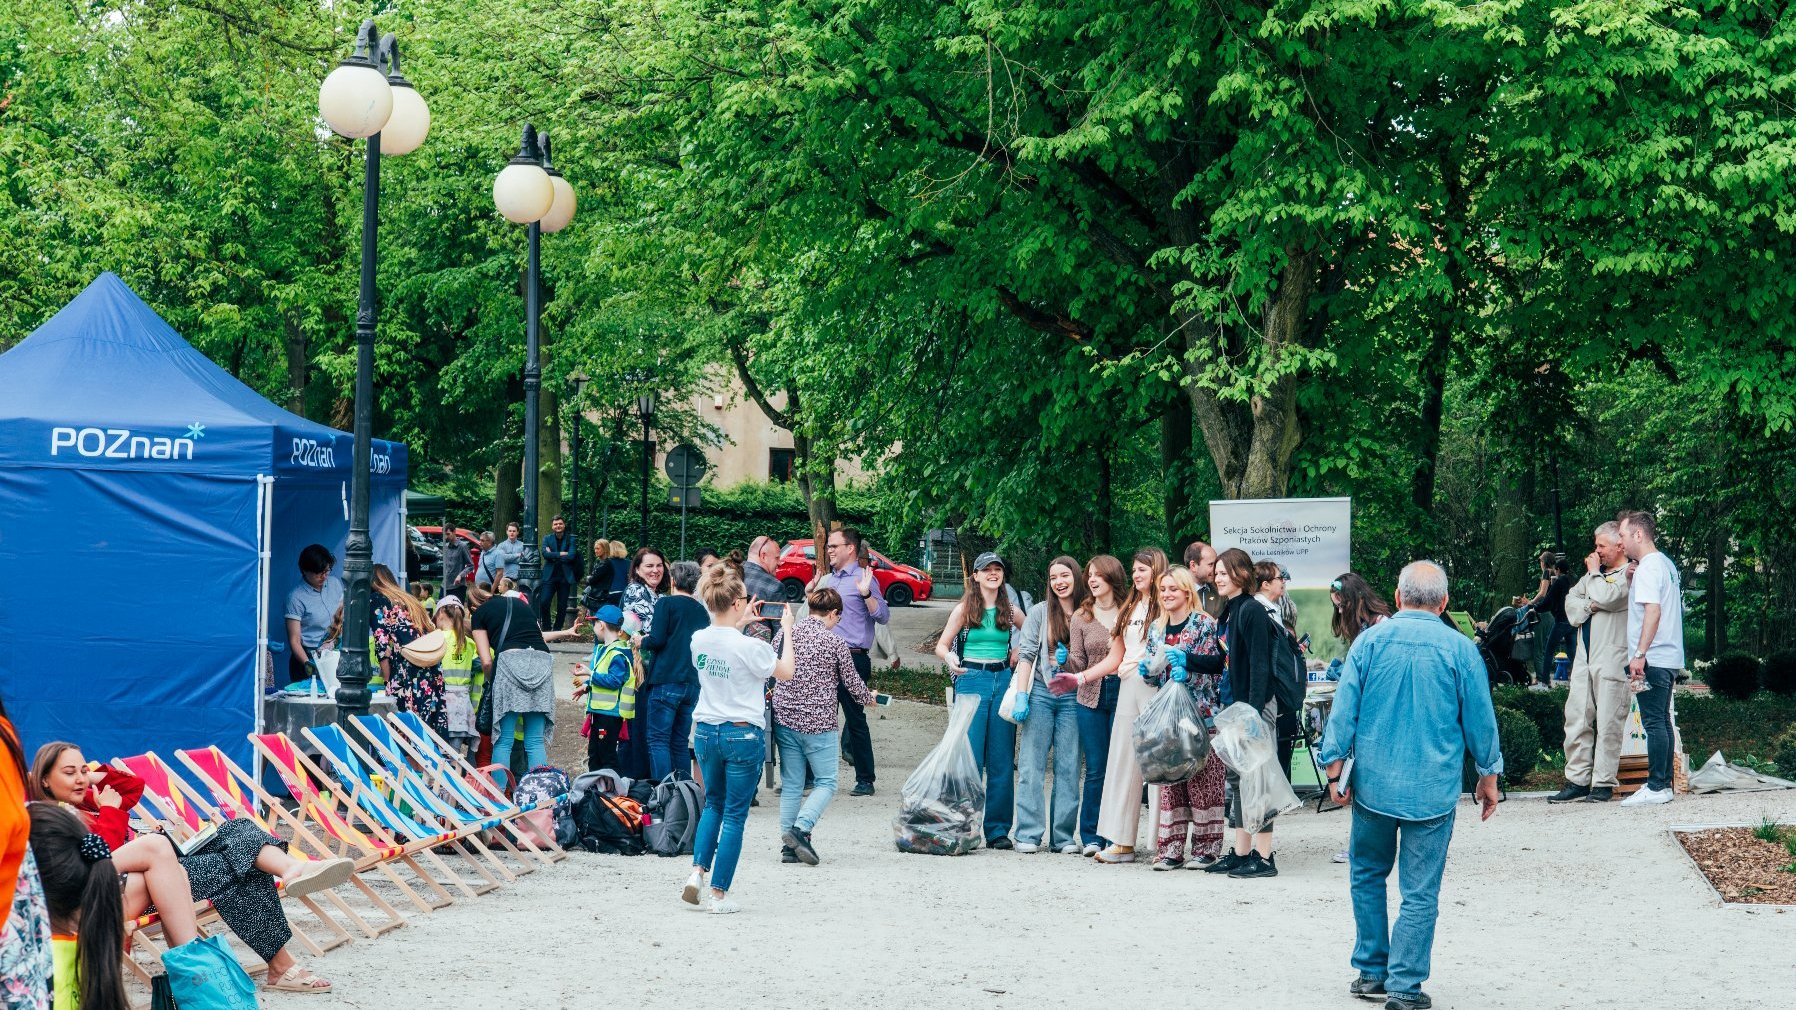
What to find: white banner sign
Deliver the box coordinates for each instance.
[1208,497,1351,590]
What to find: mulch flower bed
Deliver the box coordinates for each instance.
[1675,827,1796,905]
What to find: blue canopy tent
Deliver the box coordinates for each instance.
[0,273,407,769]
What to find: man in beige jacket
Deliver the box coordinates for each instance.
[1550,521,1634,803]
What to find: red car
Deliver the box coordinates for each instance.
[775,539,932,606]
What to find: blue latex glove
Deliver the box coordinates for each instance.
[1137,658,1151,679]
[1054,643,1068,667]
[1012,688,1031,722]
[1167,650,1189,683]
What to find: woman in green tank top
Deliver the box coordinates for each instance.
[933,551,1021,848]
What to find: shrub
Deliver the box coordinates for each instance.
[1762,650,1796,697]
[1775,725,1796,781]
[1492,705,1542,783]
[1494,685,1568,754]
[1704,652,1762,701]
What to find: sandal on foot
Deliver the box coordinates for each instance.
[267,967,332,993]
[282,857,355,899]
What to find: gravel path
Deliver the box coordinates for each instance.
[276,683,1792,1009]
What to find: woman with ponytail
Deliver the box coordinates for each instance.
[28,804,129,1010]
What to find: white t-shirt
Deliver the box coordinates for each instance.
[690,625,779,726]
[1119,600,1151,673]
[1627,551,1684,668]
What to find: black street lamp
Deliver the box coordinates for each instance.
[317,19,430,721]
[568,371,590,560]
[493,124,577,600]
[635,387,656,547]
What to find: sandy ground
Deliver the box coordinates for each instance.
[247,659,1794,1010]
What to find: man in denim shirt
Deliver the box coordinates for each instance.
[1318,560,1502,1010]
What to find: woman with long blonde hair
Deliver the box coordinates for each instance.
[372,563,446,736]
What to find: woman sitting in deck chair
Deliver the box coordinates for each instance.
[30,742,353,994]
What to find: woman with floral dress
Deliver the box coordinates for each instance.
[1,696,50,1010]
[1139,566,1228,869]
[372,564,447,737]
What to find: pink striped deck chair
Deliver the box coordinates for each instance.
[249,732,458,914]
[174,745,406,939]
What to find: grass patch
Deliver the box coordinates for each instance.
[871,663,951,704]
[1755,817,1784,844]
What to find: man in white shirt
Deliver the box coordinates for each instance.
[1618,509,1682,806]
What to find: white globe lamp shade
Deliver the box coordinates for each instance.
[493,163,554,224]
[381,82,431,156]
[318,62,392,139]
[539,175,577,233]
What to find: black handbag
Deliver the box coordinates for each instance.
[151,974,177,1010]
[475,603,515,735]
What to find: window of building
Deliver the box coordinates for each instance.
[769,448,796,483]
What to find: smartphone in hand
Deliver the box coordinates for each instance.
[756,601,789,619]
[874,693,893,706]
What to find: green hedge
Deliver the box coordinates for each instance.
[1492,685,1568,754]
[1493,706,1543,782]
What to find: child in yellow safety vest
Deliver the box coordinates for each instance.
[573,604,638,772]
[434,597,482,757]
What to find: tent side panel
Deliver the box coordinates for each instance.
[0,467,259,769]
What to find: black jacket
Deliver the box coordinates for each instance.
[1222,594,1279,711]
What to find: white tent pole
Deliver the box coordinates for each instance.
[255,474,274,781]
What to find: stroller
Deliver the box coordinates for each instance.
[1476,605,1538,686]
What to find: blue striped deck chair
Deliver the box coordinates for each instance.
[387,712,569,862]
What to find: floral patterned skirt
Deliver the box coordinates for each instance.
[1,848,52,1010]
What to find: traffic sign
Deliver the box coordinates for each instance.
[668,487,702,508]
[664,443,708,489]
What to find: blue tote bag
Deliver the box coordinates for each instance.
[160,935,259,1010]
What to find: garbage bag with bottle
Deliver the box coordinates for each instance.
[1132,681,1211,784]
[894,696,986,855]
[1212,702,1302,831]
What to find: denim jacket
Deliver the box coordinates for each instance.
[1317,610,1503,820]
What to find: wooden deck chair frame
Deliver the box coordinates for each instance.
[248,732,458,914]
[173,745,407,939]
[387,711,569,862]
[297,726,503,897]
[111,752,356,959]
[310,723,525,886]
[348,717,550,875]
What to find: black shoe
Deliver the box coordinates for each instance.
[780,845,798,864]
[750,796,760,807]
[1203,851,1248,874]
[1548,783,1591,804]
[989,836,1014,850]
[1349,976,1386,1000]
[1384,992,1431,1010]
[1584,786,1614,803]
[1228,852,1278,878]
[783,827,819,866]
[850,782,875,797]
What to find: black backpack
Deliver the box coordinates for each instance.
[575,792,646,856]
[641,775,704,857]
[1269,623,1307,719]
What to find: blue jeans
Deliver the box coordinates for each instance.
[1639,665,1676,791]
[953,668,1016,842]
[1349,804,1457,998]
[1014,679,1082,848]
[692,722,764,893]
[774,726,839,833]
[492,712,547,781]
[646,680,698,782]
[1074,677,1118,846]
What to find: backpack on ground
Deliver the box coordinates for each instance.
[575,792,646,855]
[641,775,704,857]
[513,765,574,848]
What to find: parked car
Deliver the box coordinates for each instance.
[406,525,443,583]
[415,525,481,583]
[775,539,932,606]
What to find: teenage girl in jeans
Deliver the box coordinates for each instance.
[680,567,795,914]
[1065,555,1128,856]
[934,552,1022,849]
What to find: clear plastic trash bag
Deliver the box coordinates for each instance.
[894,696,986,855]
[1213,702,1302,831]
[1132,682,1211,784]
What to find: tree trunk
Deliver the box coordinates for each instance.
[494,453,521,534]
[1161,391,1195,547]
[794,431,838,580]
[1707,528,1727,659]
[1488,467,1535,615]
[1412,322,1453,523]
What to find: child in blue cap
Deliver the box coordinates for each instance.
[574,605,640,771]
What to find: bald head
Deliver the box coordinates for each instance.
[1396,560,1449,613]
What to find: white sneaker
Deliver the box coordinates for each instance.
[1093,846,1136,864]
[1014,841,1041,854]
[681,870,705,906]
[1620,785,1673,806]
[1332,849,1350,864]
[1082,843,1101,857]
[1526,682,1551,693]
[1059,843,1082,855]
[708,895,741,914]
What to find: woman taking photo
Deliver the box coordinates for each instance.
[1140,567,1227,869]
[933,552,1022,850]
[1065,555,1127,856]
[1207,547,1283,879]
[681,566,795,913]
[30,743,349,992]
[1073,548,1167,864]
[372,563,447,738]
[772,588,877,865]
[1011,556,1088,855]
[1330,572,1392,646]
[643,561,710,783]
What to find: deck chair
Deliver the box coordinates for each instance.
[101,802,247,988]
[113,752,356,958]
[249,732,457,914]
[386,711,569,863]
[299,725,502,897]
[349,715,554,873]
[174,745,406,939]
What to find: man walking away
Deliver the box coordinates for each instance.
[1318,560,1501,1010]
[815,526,888,795]
[1618,510,1682,807]
[1184,540,1222,619]
[1550,523,1631,804]
[540,516,579,630]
